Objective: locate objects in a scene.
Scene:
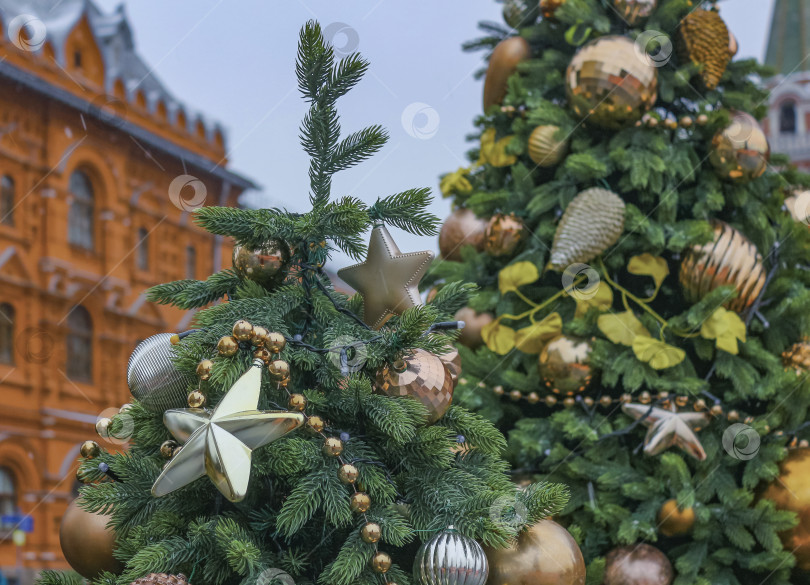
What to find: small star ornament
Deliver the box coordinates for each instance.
[622,401,709,461]
[338,224,434,329]
[151,359,305,502]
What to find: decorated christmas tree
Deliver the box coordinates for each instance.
[44,22,571,585]
[431,0,810,584]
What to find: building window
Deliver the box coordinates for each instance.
[1,175,14,226]
[0,468,16,517]
[0,303,13,365]
[66,306,92,382]
[186,246,196,279]
[780,101,797,134]
[68,170,94,249]
[73,50,82,68]
[137,227,149,271]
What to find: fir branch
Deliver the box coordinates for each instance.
[368,189,440,236]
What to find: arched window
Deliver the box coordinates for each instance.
[1,175,14,226]
[137,227,149,270]
[780,101,797,134]
[68,170,94,249]
[186,245,196,279]
[0,468,16,516]
[0,303,13,365]
[66,306,92,382]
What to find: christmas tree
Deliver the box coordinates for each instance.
[431,1,810,584]
[44,22,571,585]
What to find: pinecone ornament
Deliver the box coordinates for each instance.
[549,188,626,270]
[677,7,731,90]
[131,574,189,585]
[783,340,810,375]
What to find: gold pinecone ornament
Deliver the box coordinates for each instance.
[783,340,810,375]
[549,188,626,270]
[677,7,731,90]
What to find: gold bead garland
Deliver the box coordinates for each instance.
[639,112,711,130]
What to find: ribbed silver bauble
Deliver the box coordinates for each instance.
[414,527,489,585]
[127,333,194,413]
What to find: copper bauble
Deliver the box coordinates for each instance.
[483,37,532,111]
[232,240,291,287]
[537,335,594,396]
[439,346,462,385]
[439,208,488,261]
[540,0,565,19]
[709,111,769,181]
[783,339,810,375]
[376,349,454,424]
[527,125,568,167]
[566,36,658,129]
[454,308,495,349]
[604,544,673,585]
[760,448,810,569]
[612,0,656,26]
[59,497,122,579]
[485,519,585,585]
[657,498,695,536]
[679,220,766,313]
[485,213,524,257]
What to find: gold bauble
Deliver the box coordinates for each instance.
[196,359,213,380]
[350,491,371,513]
[709,111,769,181]
[232,320,254,341]
[760,448,810,569]
[677,8,730,90]
[566,36,658,129]
[439,347,462,386]
[160,440,177,459]
[786,190,810,227]
[375,349,454,424]
[540,0,565,19]
[679,220,766,313]
[549,187,626,270]
[483,36,532,111]
[485,213,525,257]
[538,335,594,396]
[96,417,111,439]
[361,522,382,543]
[603,544,673,585]
[253,347,272,364]
[439,208,488,262]
[612,0,656,26]
[783,339,810,375]
[268,359,290,380]
[371,551,392,573]
[217,336,239,356]
[307,415,325,433]
[265,332,286,353]
[323,437,343,456]
[288,393,307,411]
[80,440,100,459]
[527,125,569,167]
[338,463,359,484]
[251,325,269,346]
[59,497,123,579]
[657,498,695,536]
[232,241,291,288]
[485,519,585,585]
[187,390,206,408]
[454,308,495,349]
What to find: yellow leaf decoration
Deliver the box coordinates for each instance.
[628,253,670,289]
[573,281,614,317]
[478,128,518,168]
[700,307,747,355]
[515,312,563,354]
[440,167,473,198]
[482,320,516,355]
[632,336,686,369]
[597,311,650,346]
[499,261,540,294]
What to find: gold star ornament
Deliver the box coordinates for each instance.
[151,359,305,502]
[338,224,434,329]
[622,401,710,461]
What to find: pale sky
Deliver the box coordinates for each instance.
[95,0,776,268]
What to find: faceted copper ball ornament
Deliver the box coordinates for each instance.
[376,349,454,424]
[603,544,673,585]
[232,240,291,288]
[439,208,488,261]
[709,111,769,181]
[566,36,658,129]
[537,335,594,395]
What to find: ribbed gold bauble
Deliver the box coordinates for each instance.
[760,448,810,570]
[439,208,488,261]
[454,308,495,350]
[612,0,656,26]
[538,335,594,396]
[676,7,730,90]
[376,349,454,424]
[59,497,123,579]
[566,36,658,129]
[485,519,585,585]
[540,0,566,19]
[549,187,626,270]
[679,220,766,313]
[709,111,769,181]
[657,498,695,536]
[483,37,532,111]
[783,339,810,375]
[527,125,568,167]
[484,213,524,257]
[603,544,673,585]
[232,240,291,288]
